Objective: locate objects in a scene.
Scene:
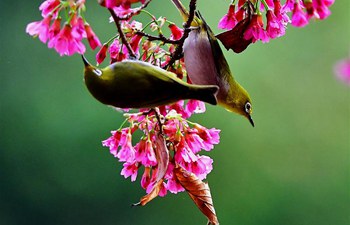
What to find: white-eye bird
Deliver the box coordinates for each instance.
[82,56,219,109]
[171,0,254,126]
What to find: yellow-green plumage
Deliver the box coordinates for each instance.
[171,0,254,126]
[82,56,219,109]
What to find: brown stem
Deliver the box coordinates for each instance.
[119,0,153,21]
[136,31,181,44]
[162,0,197,69]
[108,8,137,59]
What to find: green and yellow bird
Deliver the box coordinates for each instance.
[82,56,219,109]
[171,0,254,126]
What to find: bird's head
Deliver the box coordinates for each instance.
[220,86,254,127]
[82,55,103,79]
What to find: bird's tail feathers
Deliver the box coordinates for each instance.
[189,85,219,105]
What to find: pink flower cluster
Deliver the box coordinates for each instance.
[218,0,335,43]
[103,102,220,195]
[96,17,184,72]
[99,0,146,9]
[26,0,101,56]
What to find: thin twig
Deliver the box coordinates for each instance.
[119,0,153,21]
[162,0,197,69]
[136,31,181,44]
[108,8,137,59]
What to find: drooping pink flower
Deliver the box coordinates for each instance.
[135,138,157,167]
[185,100,206,116]
[218,4,237,30]
[48,17,61,39]
[334,58,350,85]
[266,10,286,39]
[128,34,143,57]
[71,15,86,40]
[274,0,291,25]
[184,129,204,154]
[175,137,198,163]
[85,23,101,50]
[244,13,269,43]
[39,0,61,17]
[102,0,146,9]
[169,24,183,40]
[291,2,309,27]
[282,0,295,13]
[48,23,86,56]
[117,130,136,162]
[96,44,109,64]
[165,163,185,193]
[26,15,52,43]
[238,0,247,8]
[323,0,335,6]
[141,167,151,189]
[190,155,213,180]
[235,6,246,22]
[102,128,128,157]
[194,124,220,151]
[109,39,127,63]
[304,1,319,19]
[312,0,332,20]
[121,161,139,181]
[145,167,168,197]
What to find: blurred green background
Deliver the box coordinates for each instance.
[1,0,349,225]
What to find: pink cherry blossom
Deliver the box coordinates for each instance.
[266,10,286,39]
[135,138,157,167]
[291,2,309,27]
[313,0,332,20]
[96,44,109,64]
[189,155,213,180]
[26,15,52,43]
[169,24,184,40]
[117,130,136,162]
[102,128,128,157]
[85,24,101,50]
[218,4,237,30]
[274,0,291,25]
[39,0,61,17]
[282,0,295,13]
[175,136,198,163]
[141,167,151,189]
[184,129,204,154]
[71,15,86,40]
[48,17,61,39]
[194,124,220,151]
[165,163,185,193]
[244,13,270,43]
[48,23,86,56]
[185,100,206,116]
[121,161,139,181]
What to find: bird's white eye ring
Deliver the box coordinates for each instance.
[93,69,102,76]
[245,102,251,113]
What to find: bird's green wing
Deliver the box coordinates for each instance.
[197,12,234,82]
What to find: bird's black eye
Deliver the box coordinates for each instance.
[245,102,251,113]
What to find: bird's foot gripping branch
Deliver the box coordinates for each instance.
[26,0,334,224]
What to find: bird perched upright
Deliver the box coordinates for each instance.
[82,56,219,109]
[171,0,254,126]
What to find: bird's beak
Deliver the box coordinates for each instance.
[82,55,90,67]
[248,114,254,127]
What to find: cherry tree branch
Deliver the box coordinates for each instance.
[108,8,137,59]
[163,0,197,69]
